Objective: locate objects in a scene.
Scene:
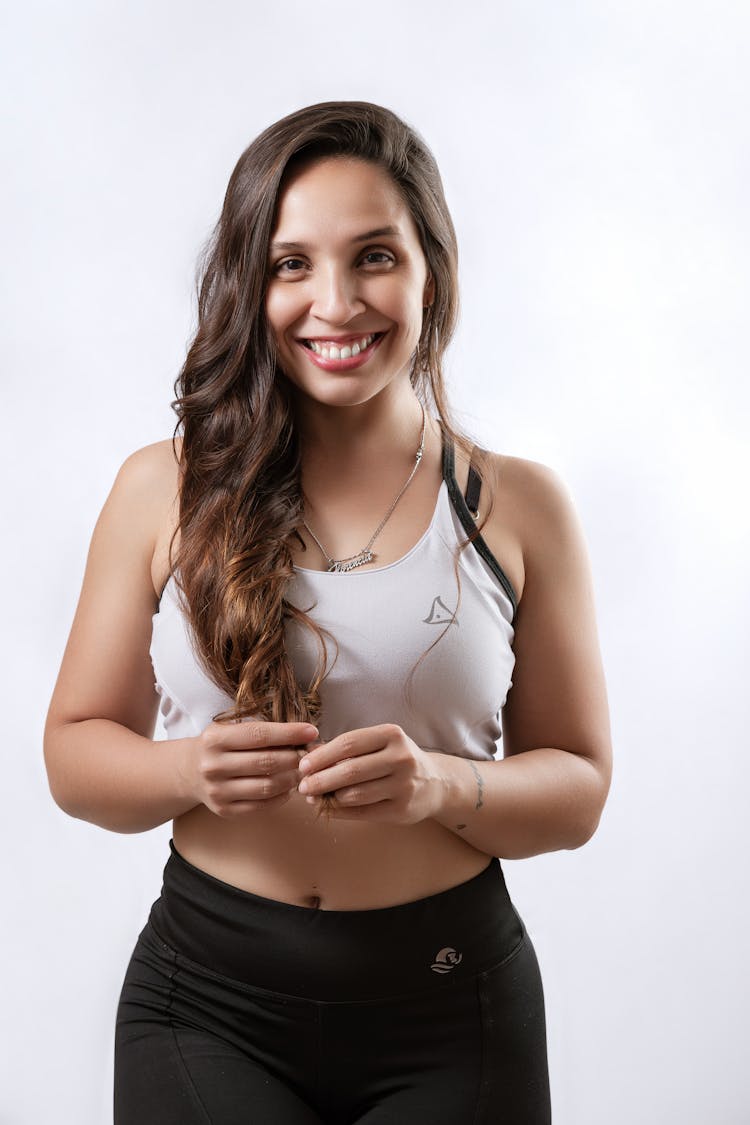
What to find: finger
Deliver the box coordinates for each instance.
[215,791,296,817]
[210,772,299,806]
[312,798,394,821]
[314,778,393,807]
[212,751,303,778]
[213,721,319,750]
[245,770,300,799]
[299,755,391,797]
[298,726,389,777]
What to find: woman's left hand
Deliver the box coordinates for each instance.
[297,723,445,824]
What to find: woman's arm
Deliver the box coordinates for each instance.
[44,444,316,834]
[43,444,201,833]
[431,456,613,859]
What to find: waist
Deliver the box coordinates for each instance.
[148,838,526,1002]
[172,798,491,909]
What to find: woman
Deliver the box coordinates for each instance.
[44,101,612,1123]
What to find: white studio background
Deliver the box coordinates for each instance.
[2,2,748,1122]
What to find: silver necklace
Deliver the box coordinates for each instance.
[302,402,427,573]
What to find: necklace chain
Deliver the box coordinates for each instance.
[302,402,427,574]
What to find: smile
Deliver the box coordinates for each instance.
[296,332,386,371]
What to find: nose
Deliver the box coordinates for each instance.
[309,263,366,325]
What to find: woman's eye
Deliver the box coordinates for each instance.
[272,251,393,276]
[275,258,306,274]
[361,251,394,266]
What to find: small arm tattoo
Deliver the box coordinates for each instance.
[454,763,485,829]
[468,762,484,810]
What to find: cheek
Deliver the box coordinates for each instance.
[399,295,428,342]
[265,288,298,343]
[371,280,425,333]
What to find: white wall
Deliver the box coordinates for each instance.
[3,1,748,1122]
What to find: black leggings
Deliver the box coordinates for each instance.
[114,841,551,1123]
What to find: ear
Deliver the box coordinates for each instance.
[423,272,435,308]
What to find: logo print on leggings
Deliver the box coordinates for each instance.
[431,947,463,974]
[423,596,457,625]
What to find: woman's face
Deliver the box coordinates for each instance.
[265,156,434,409]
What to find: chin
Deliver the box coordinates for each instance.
[280,367,397,409]
[288,378,388,410]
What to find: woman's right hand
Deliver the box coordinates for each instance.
[180,720,321,817]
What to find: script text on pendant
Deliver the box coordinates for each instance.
[327,550,376,573]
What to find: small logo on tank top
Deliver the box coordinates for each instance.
[423,596,457,625]
[430,947,463,974]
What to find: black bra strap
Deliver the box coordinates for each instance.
[464,459,482,517]
[440,425,519,622]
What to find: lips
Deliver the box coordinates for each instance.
[294,331,387,371]
[300,332,383,359]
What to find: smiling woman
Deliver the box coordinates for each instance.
[266,160,433,397]
[44,100,611,1124]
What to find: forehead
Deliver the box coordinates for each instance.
[271,157,418,242]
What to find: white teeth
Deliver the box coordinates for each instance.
[306,333,378,358]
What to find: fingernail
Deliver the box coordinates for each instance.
[298,779,309,794]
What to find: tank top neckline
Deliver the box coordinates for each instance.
[155,473,449,608]
[292,478,447,579]
[155,428,518,620]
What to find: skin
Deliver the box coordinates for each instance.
[43,156,612,909]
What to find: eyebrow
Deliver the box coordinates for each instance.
[270,226,404,252]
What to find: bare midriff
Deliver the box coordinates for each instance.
[172,801,493,910]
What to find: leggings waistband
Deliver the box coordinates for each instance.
[147,840,526,1002]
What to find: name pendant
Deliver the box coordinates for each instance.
[327,550,375,573]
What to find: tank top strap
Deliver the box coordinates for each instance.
[440,425,519,622]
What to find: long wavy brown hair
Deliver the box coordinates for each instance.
[168,100,495,740]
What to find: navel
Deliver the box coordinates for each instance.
[304,884,322,910]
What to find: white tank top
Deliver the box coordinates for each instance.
[150,431,518,762]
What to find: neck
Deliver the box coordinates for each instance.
[293,378,429,474]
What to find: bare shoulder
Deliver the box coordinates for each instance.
[487,450,568,509]
[476,451,579,606]
[113,437,183,598]
[116,436,182,501]
[491,453,580,546]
